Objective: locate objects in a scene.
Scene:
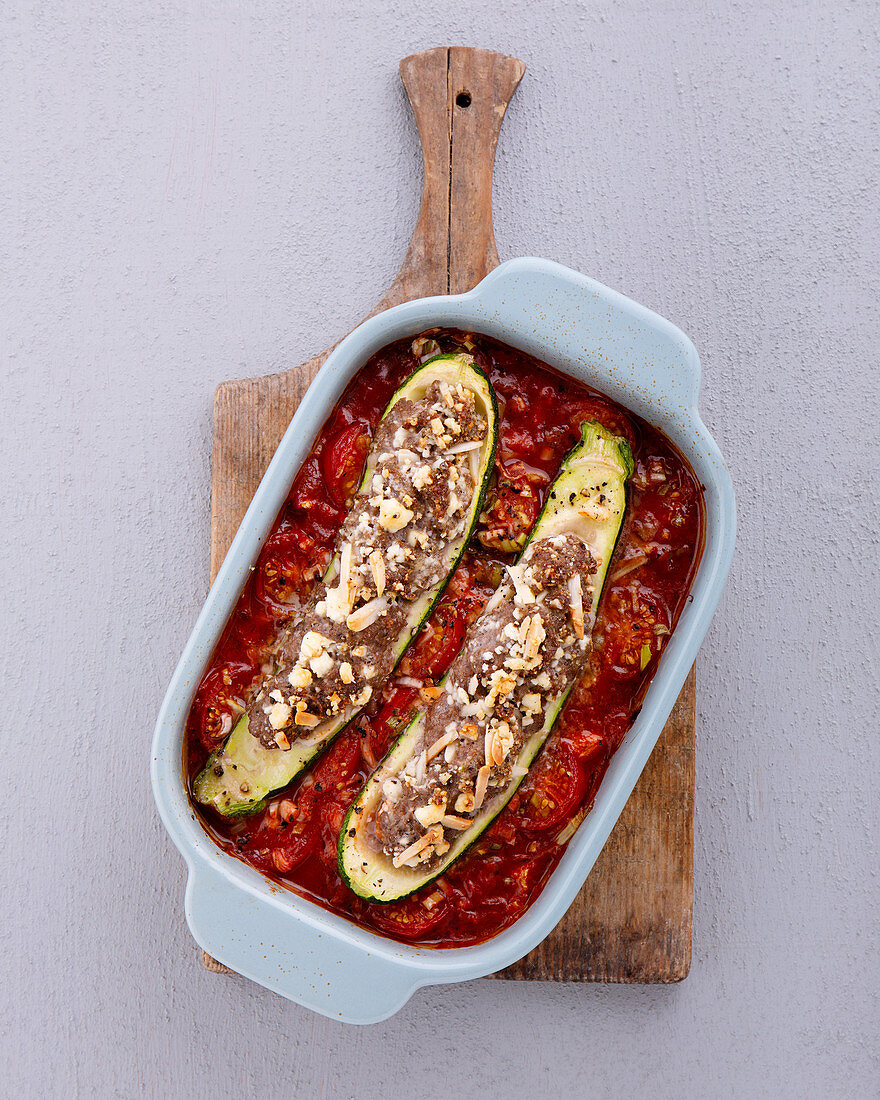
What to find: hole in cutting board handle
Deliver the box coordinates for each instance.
[456,91,472,108]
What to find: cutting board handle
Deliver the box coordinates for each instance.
[381,46,526,305]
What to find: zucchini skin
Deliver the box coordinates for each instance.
[338,420,633,902]
[193,354,499,818]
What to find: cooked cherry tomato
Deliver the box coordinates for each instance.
[566,397,634,447]
[561,729,608,763]
[311,732,362,792]
[289,457,347,532]
[477,473,541,553]
[254,526,314,612]
[190,661,254,749]
[239,809,318,876]
[366,894,449,939]
[406,613,466,680]
[516,747,586,832]
[399,560,491,681]
[358,695,416,769]
[321,422,370,508]
[602,585,670,675]
[221,572,278,661]
[446,849,546,925]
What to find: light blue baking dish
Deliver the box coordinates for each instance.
[151,257,735,1023]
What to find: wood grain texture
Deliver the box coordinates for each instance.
[204,45,694,983]
[10,4,880,1092]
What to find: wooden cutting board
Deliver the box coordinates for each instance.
[203,46,695,984]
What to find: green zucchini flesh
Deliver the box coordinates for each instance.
[193,353,499,817]
[338,420,633,901]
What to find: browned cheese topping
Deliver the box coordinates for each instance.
[371,534,598,870]
[245,379,487,750]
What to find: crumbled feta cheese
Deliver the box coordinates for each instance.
[309,651,334,678]
[414,800,446,827]
[268,701,292,730]
[288,666,312,690]
[323,584,350,623]
[382,778,403,803]
[378,498,414,532]
[522,693,542,715]
[412,464,433,490]
[397,448,418,470]
[299,631,330,661]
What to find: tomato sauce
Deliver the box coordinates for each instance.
[186,330,705,947]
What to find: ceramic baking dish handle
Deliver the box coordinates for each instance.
[185,861,419,1023]
[467,258,702,421]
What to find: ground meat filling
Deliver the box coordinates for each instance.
[372,534,598,871]
[245,377,487,750]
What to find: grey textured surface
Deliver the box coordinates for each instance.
[3,1,878,1097]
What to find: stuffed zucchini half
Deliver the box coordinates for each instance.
[194,353,498,816]
[339,420,633,902]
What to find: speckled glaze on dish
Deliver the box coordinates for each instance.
[151,258,736,1023]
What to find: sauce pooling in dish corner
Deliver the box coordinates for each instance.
[186,329,705,947]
